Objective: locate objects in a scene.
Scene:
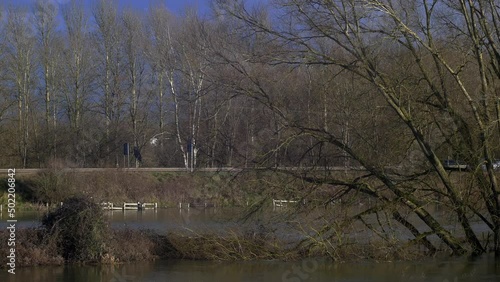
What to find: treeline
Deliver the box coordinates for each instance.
[0,0,422,170]
[0,0,461,170]
[2,0,500,257]
[0,0,311,169]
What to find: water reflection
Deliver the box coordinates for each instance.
[106,208,235,234]
[2,255,499,282]
[0,208,237,232]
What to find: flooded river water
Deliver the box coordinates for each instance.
[1,209,500,281]
[2,255,499,281]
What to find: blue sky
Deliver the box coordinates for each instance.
[109,0,211,15]
[1,0,213,16]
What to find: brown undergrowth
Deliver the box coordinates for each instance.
[0,227,294,267]
[0,169,268,208]
[0,224,454,269]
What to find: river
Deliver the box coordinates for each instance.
[1,208,500,281]
[1,255,499,281]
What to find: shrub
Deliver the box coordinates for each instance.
[167,230,284,260]
[34,169,73,203]
[41,196,108,262]
[0,228,64,267]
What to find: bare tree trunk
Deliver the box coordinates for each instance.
[34,0,57,163]
[94,0,121,165]
[6,7,36,168]
[62,0,92,165]
[123,10,144,168]
[158,72,165,149]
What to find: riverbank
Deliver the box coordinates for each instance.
[0,196,293,268]
[0,224,452,269]
[0,195,444,269]
[0,227,293,268]
[1,169,497,267]
[0,168,278,209]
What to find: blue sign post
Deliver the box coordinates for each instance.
[123,143,130,168]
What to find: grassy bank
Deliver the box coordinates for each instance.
[0,169,277,209]
[0,168,380,211]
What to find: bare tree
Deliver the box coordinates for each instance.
[148,7,209,170]
[93,0,123,165]
[215,0,500,256]
[122,9,148,167]
[177,12,210,171]
[61,0,96,165]
[33,0,58,129]
[147,5,176,165]
[33,0,60,160]
[0,6,12,127]
[5,6,37,168]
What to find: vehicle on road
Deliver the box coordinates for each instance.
[481,160,500,171]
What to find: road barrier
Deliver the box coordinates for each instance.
[272,199,299,208]
[100,202,157,210]
[178,202,215,209]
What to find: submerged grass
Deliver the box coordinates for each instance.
[0,227,294,267]
[167,230,290,261]
[0,224,454,268]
